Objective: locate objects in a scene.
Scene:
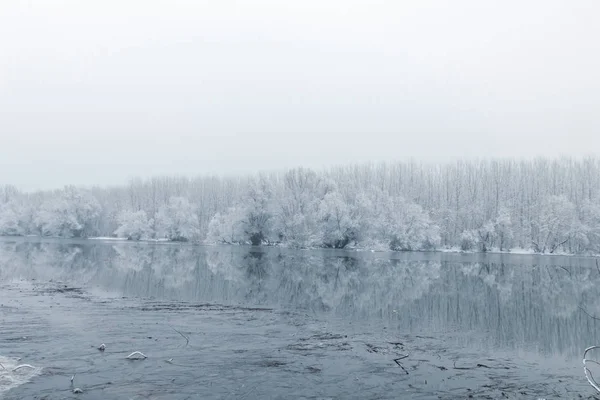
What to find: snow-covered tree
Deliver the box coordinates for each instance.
[35,187,102,238]
[242,178,275,245]
[206,178,275,246]
[460,230,479,251]
[367,192,440,251]
[206,207,246,244]
[318,192,358,249]
[278,213,321,249]
[156,197,200,241]
[532,195,577,253]
[477,221,496,252]
[114,210,154,240]
[274,168,334,247]
[578,200,600,253]
[0,200,26,236]
[494,207,513,251]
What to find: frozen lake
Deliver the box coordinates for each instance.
[1,237,599,399]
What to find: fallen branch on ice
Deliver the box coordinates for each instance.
[394,354,409,375]
[126,351,147,360]
[170,326,189,347]
[12,364,36,372]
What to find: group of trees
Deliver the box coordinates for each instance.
[206,174,440,251]
[2,157,600,254]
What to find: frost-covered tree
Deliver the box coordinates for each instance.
[460,230,479,251]
[0,200,26,236]
[477,221,496,252]
[35,187,101,238]
[581,200,600,253]
[367,192,440,251]
[318,192,358,249]
[114,210,154,240]
[206,178,275,246]
[242,178,275,245]
[278,213,321,249]
[207,207,247,244]
[156,197,200,241]
[494,207,513,251]
[532,195,577,253]
[274,168,334,248]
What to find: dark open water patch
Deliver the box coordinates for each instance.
[137,301,273,313]
[1,237,600,398]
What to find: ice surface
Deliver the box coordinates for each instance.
[0,356,41,395]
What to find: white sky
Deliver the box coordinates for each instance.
[1,0,599,190]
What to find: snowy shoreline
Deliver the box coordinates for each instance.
[4,235,599,259]
[3,161,600,259]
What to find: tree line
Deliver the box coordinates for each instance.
[1,157,600,254]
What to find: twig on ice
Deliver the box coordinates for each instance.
[394,355,409,375]
[584,346,600,393]
[452,361,508,370]
[170,326,189,347]
[12,364,35,372]
[126,351,147,360]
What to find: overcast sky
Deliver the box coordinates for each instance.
[1,0,599,190]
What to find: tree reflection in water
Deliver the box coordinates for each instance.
[1,238,600,358]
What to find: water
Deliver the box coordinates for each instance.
[1,237,600,399]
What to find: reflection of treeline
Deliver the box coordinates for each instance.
[2,241,600,353]
[430,260,600,354]
[2,158,600,254]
